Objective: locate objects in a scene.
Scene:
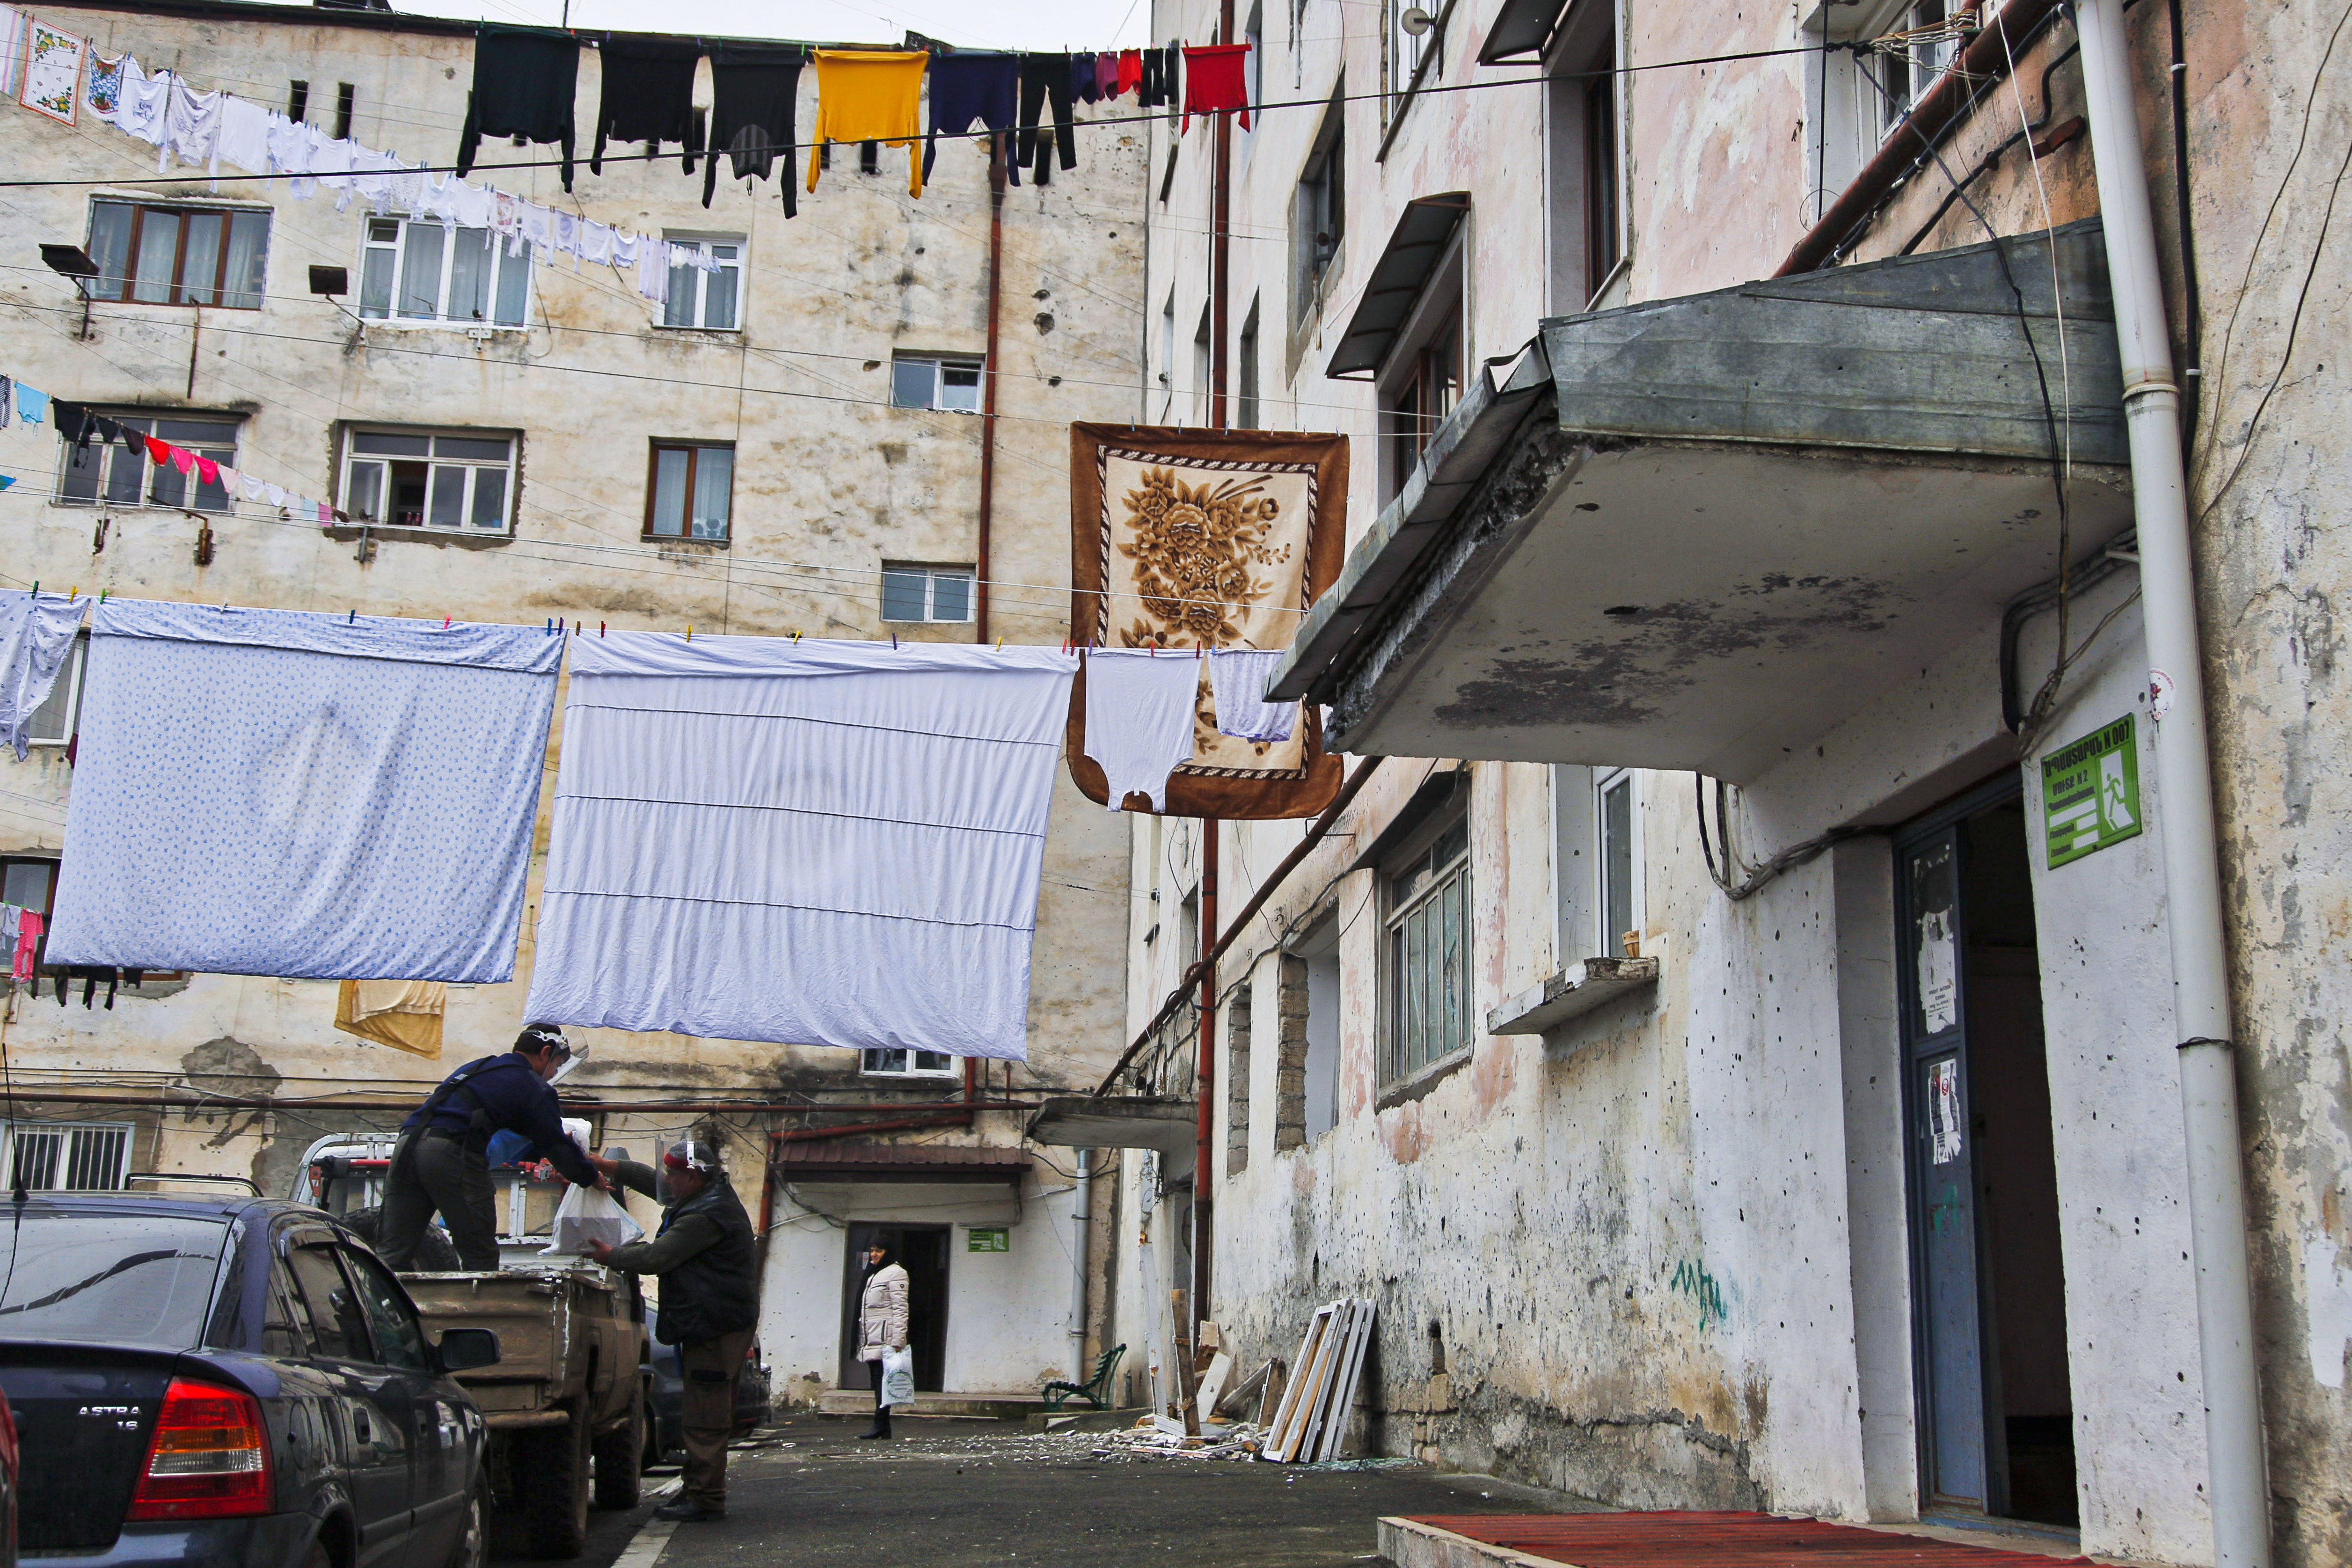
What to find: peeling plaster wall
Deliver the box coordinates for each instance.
[0,1,1141,1364]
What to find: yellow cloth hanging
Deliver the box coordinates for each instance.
[807,49,929,197]
[334,978,447,1059]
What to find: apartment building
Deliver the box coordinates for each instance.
[0,0,1145,1404]
[1096,2,2351,1564]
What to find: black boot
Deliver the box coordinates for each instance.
[856,1405,893,1440]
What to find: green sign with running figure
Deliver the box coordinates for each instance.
[967,1227,1009,1253]
[2043,715,2142,868]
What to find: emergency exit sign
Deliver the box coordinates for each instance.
[967,1227,1009,1253]
[2043,715,2142,868]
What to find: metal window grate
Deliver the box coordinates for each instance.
[6,1122,132,1190]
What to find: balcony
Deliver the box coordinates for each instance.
[1269,220,2132,781]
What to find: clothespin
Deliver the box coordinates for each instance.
[444,615,451,629]
[996,636,1004,650]
[28,583,36,597]
[891,633,898,650]
[97,590,108,605]
[68,586,76,602]
[600,621,607,637]
[686,625,693,641]
[792,631,801,643]
[348,609,355,624]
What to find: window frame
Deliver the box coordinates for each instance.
[879,563,978,624]
[888,352,986,414]
[0,1119,135,1191]
[1237,295,1262,430]
[339,424,520,535]
[58,412,241,513]
[1381,803,1474,1086]
[643,440,736,543]
[1381,0,1455,139]
[22,633,86,748]
[659,236,745,332]
[1803,0,1953,225]
[85,197,270,310]
[1291,88,1346,343]
[283,1237,375,1364]
[860,1048,960,1079]
[1374,229,1467,503]
[1595,766,1640,959]
[356,216,532,329]
[1543,0,1627,313]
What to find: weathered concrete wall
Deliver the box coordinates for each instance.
[0,2,1143,1390]
[1131,0,2346,1561]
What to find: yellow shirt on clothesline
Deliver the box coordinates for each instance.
[807,49,930,197]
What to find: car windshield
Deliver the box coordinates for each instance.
[0,1210,228,1346]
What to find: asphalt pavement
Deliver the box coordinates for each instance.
[523,1412,1572,1568]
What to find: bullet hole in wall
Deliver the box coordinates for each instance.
[864,360,881,371]
[1427,1320,1446,1374]
[1033,288,1051,300]
[1034,313,1056,334]
[1048,375,1062,386]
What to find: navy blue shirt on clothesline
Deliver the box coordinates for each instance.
[400,1051,598,1186]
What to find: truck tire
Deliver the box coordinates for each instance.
[342,1205,463,1272]
[591,1380,644,1509]
[515,1409,591,1559]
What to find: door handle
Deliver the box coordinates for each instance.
[354,1409,371,1442]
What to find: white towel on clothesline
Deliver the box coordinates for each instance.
[0,592,86,761]
[522,634,1079,1061]
[1083,649,1202,812]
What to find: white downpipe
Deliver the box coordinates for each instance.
[2073,5,2269,1566]
[1068,1148,1094,1377]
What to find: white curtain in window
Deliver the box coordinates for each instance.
[690,448,732,539]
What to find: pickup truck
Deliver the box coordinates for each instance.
[293,1139,653,1559]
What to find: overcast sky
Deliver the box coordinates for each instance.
[393,0,1154,52]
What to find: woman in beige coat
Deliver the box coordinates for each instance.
[855,1241,910,1439]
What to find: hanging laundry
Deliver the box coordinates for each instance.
[0,374,10,429]
[1095,51,1122,101]
[552,209,579,257]
[44,600,562,982]
[1139,43,1174,109]
[1182,43,1252,132]
[0,591,86,761]
[0,8,24,100]
[455,23,580,193]
[265,108,312,181]
[519,200,554,256]
[214,95,271,175]
[1117,47,1144,99]
[1209,648,1298,741]
[14,383,49,425]
[143,434,170,467]
[160,74,225,175]
[334,978,447,1058]
[579,219,613,266]
[1016,51,1077,183]
[117,59,169,146]
[12,911,41,984]
[169,448,195,478]
[1069,51,1100,106]
[241,474,267,503]
[83,50,125,123]
[806,49,928,197]
[263,482,286,508]
[50,399,101,449]
[1082,649,1204,813]
[17,19,83,125]
[524,634,1079,1061]
[704,44,803,211]
[591,33,705,175]
[923,51,1021,189]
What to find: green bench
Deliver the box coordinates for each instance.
[1041,1343,1126,1412]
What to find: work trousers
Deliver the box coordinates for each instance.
[680,1326,758,1510]
[1016,53,1077,184]
[377,1131,499,1270]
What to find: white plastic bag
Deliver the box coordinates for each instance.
[880,1345,916,1407]
[545,1182,642,1255]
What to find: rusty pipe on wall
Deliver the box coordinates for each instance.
[975,139,1008,643]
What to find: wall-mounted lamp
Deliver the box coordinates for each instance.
[1400,6,1436,34]
[42,243,99,338]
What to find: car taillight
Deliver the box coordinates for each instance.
[125,1378,271,1522]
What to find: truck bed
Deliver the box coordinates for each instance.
[403,1265,643,1430]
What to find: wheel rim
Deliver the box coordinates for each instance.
[460,1491,485,1568]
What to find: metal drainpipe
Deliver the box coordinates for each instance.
[2074,5,2268,1564]
[1067,1148,1094,1375]
[975,139,1008,644]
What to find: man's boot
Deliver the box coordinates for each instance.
[857,1405,892,1440]
[654,1499,725,1523]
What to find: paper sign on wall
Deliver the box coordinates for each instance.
[967,1226,1009,1253]
[2043,715,2142,868]
[1927,1059,1965,1165]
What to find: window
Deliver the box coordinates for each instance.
[1241,0,1264,151]
[1597,767,1637,956]
[1,1120,131,1190]
[86,200,268,309]
[1376,238,1464,501]
[862,1049,959,1078]
[333,81,355,140]
[287,80,309,123]
[880,563,976,623]
[1,858,56,977]
[1191,305,1212,425]
[890,353,984,413]
[1292,89,1345,331]
[1545,1,1623,311]
[1384,808,1471,1080]
[341,428,517,533]
[285,1241,371,1362]
[60,413,239,511]
[1237,297,1262,429]
[1157,293,1177,418]
[1277,917,1341,1148]
[645,441,734,541]
[22,635,84,746]
[1804,1,1958,224]
[662,237,742,331]
[358,218,530,327]
[340,1248,430,1372]
[1386,0,1446,122]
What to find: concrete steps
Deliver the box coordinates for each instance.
[813,1388,1050,1420]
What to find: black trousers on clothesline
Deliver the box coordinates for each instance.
[1017,53,1078,184]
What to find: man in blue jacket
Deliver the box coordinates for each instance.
[378,1022,603,1270]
